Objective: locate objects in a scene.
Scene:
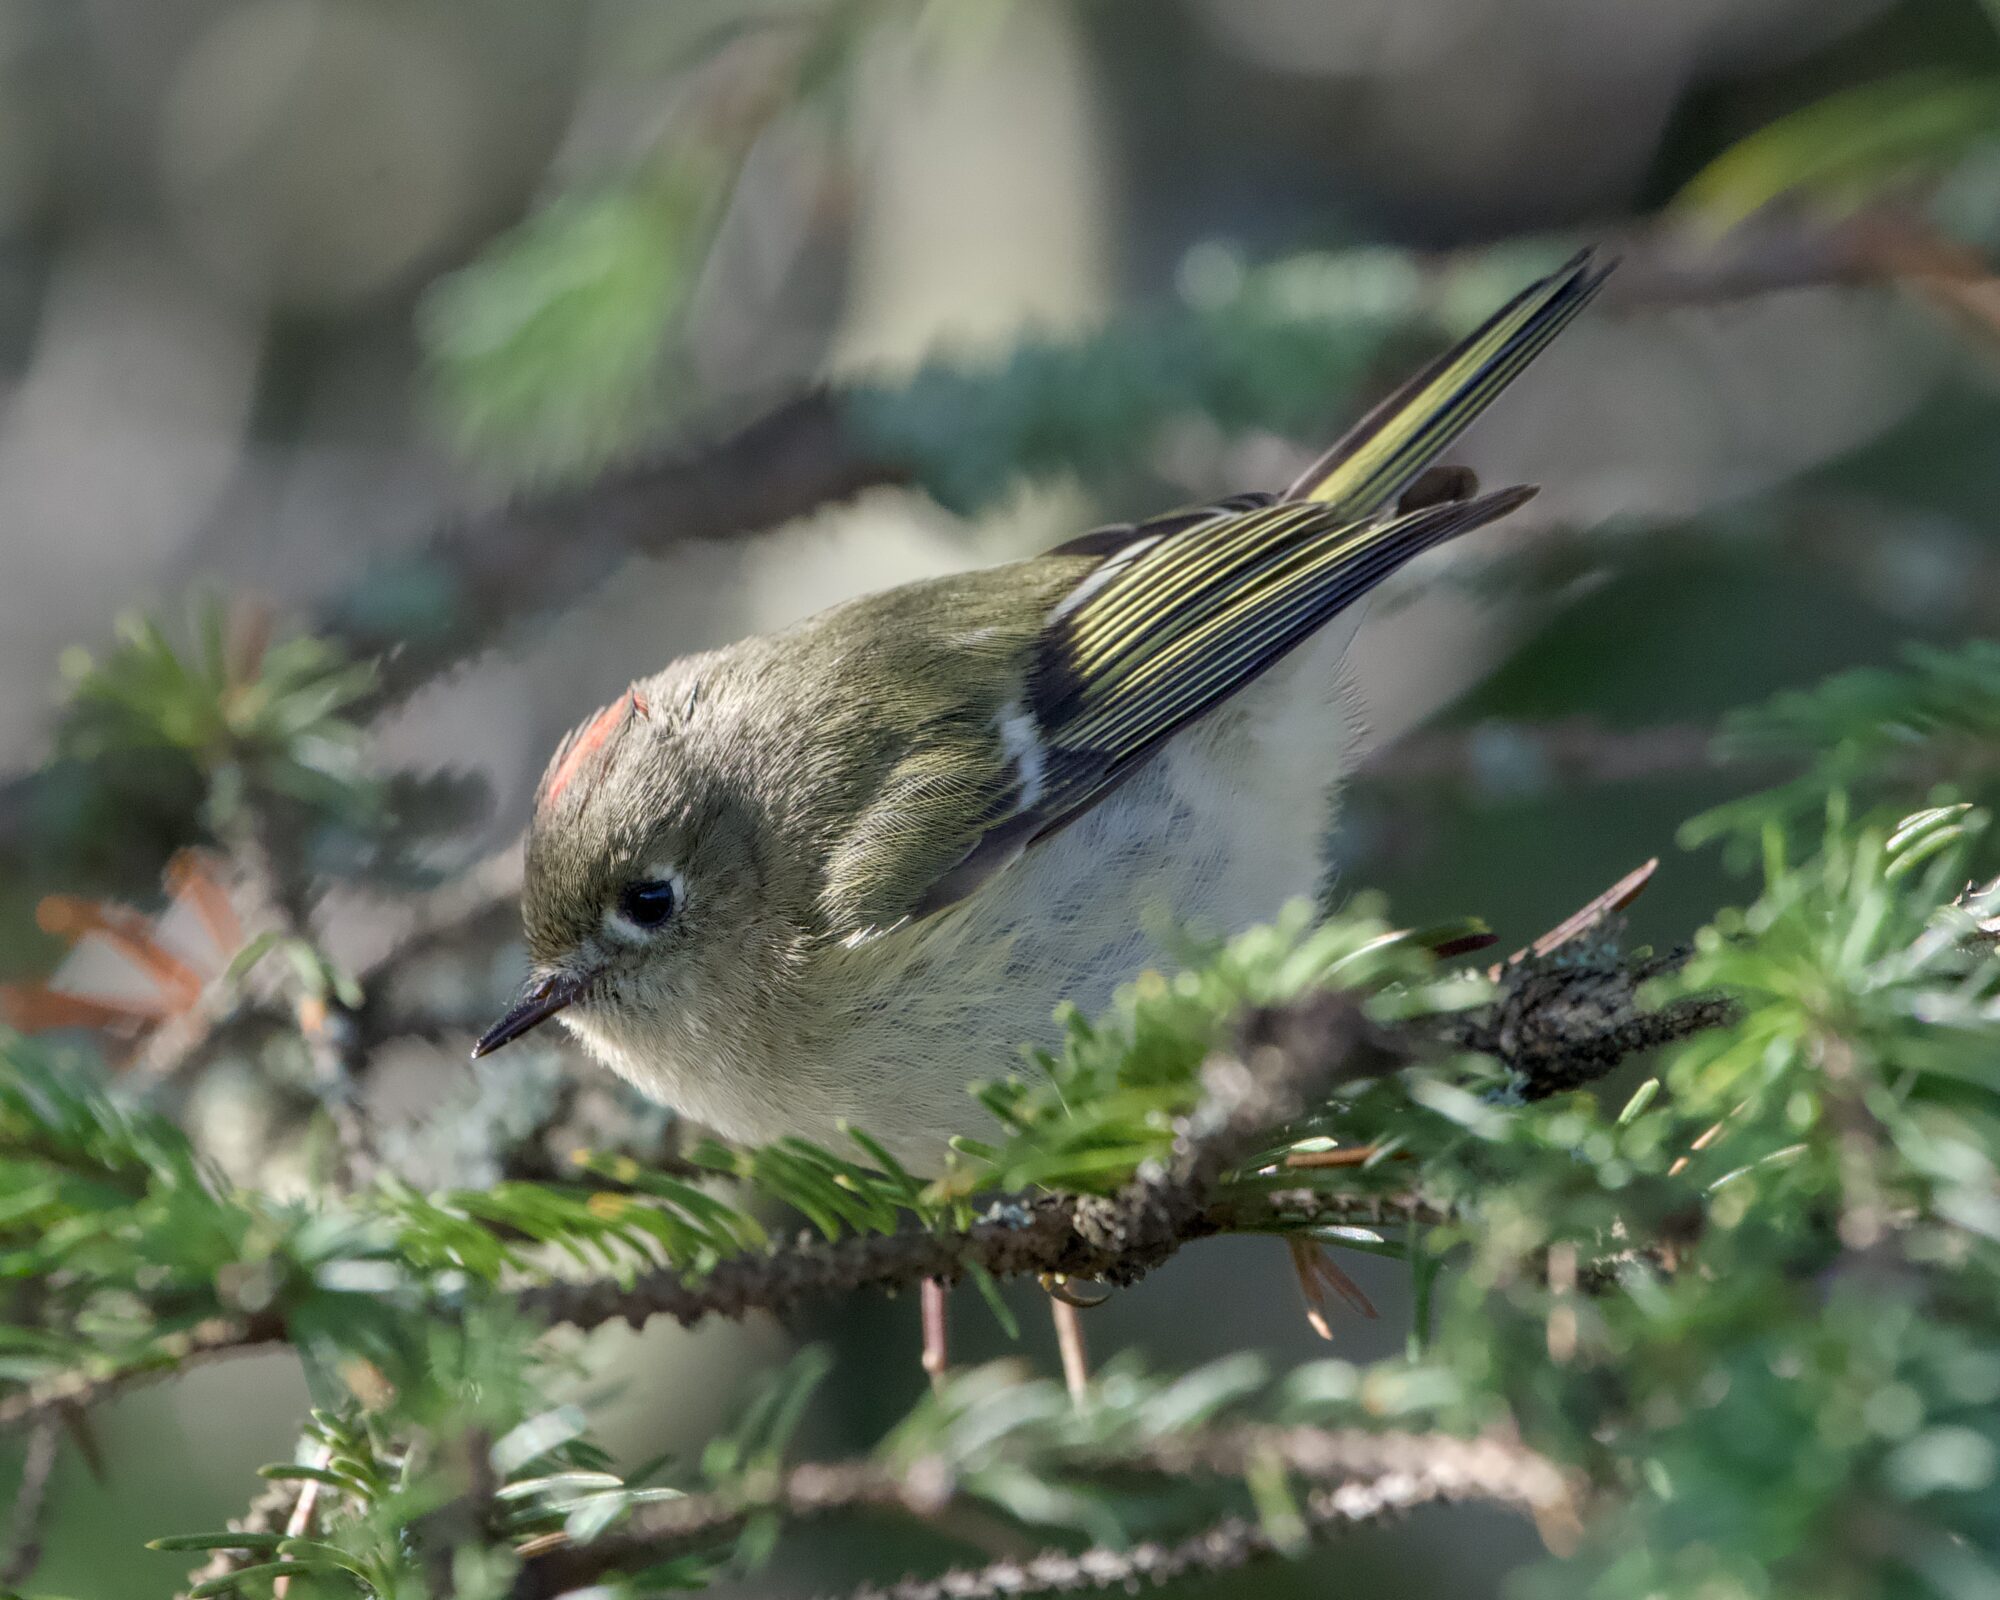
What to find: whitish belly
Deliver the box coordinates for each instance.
[795,618,1364,1169]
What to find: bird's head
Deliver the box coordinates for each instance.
[473,676,788,1064]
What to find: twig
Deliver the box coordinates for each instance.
[521,991,1407,1335]
[6,863,1730,1424]
[343,391,908,707]
[179,1479,301,1600]
[510,1427,1569,1599]
[509,1457,951,1597]
[0,1192,1445,1440]
[1445,947,1737,1100]
[1360,720,1721,791]
[1,1419,58,1587]
[1205,1186,1452,1234]
[220,803,380,1187]
[525,1183,1452,1335]
[838,1429,1572,1600]
[523,936,1729,1335]
[5,915,1734,1424]
[0,1313,286,1434]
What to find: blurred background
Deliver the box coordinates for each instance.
[6,0,2000,1591]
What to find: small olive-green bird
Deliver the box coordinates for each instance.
[475,251,1611,1170]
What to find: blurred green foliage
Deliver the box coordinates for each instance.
[422,169,732,480]
[1685,640,2000,844]
[1681,70,2000,229]
[56,600,377,827]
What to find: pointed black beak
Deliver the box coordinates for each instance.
[472,970,589,1058]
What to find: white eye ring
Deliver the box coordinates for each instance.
[604,866,685,944]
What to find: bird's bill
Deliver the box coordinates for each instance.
[472,970,589,1057]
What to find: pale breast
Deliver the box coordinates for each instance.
[774,614,1366,1172]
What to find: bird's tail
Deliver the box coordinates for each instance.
[1285,248,1612,516]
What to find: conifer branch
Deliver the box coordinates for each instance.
[524,934,1722,1336]
[2,874,1731,1437]
[523,991,1410,1334]
[508,1428,1571,1600]
[344,391,909,706]
[837,1432,1571,1600]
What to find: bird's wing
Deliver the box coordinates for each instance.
[825,250,1610,934]
[892,486,1534,923]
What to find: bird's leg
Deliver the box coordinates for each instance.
[1041,1276,1108,1405]
[920,1276,950,1391]
[1050,1294,1090,1406]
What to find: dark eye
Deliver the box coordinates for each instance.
[617,878,679,929]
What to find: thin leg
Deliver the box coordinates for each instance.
[921,1276,949,1391]
[1051,1294,1090,1406]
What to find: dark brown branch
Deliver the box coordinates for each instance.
[1447,952,1739,1100]
[0,1187,1445,1434]
[1596,209,1956,308]
[0,945,1709,1425]
[344,390,909,705]
[520,1184,1440,1339]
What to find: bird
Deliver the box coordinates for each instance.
[474,250,1611,1181]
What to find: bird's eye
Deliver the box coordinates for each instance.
[617,878,679,929]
